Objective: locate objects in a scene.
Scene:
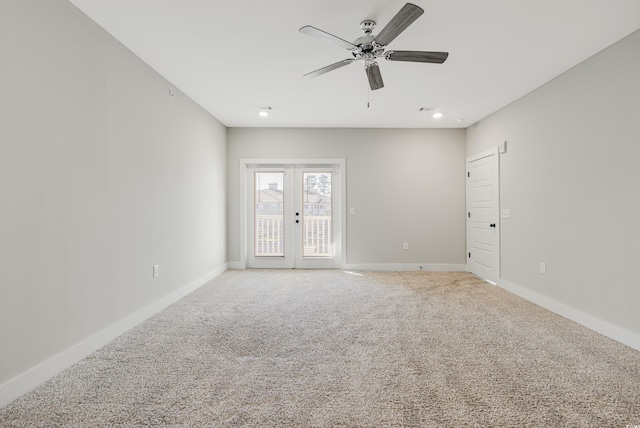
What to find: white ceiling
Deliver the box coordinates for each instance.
[67,0,640,129]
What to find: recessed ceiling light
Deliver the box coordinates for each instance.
[432,111,443,119]
[257,106,273,117]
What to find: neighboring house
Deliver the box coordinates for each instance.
[256,181,332,217]
[303,190,331,217]
[256,183,284,216]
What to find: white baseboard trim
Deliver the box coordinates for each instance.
[0,263,228,409]
[342,263,467,272]
[227,262,467,272]
[498,278,640,351]
[227,261,244,270]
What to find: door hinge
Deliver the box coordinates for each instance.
[467,172,470,178]
[468,212,470,218]
[468,252,471,258]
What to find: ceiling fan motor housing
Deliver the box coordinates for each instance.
[352,34,385,63]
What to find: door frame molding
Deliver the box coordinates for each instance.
[466,147,500,282]
[239,158,347,269]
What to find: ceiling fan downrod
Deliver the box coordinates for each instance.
[360,20,376,35]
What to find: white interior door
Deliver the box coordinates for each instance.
[467,148,500,282]
[246,163,342,269]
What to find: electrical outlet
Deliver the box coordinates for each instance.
[153,264,159,278]
[539,262,546,275]
[403,242,409,250]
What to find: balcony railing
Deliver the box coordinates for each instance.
[255,215,332,257]
[303,216,332,257]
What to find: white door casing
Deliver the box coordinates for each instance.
[466,148,500,283]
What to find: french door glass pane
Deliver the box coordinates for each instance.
[302,172,332,257]
[255,172,284,257]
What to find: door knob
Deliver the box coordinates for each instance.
[296,219,299,223]
[490,223,496,228]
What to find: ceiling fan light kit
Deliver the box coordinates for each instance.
[299,3,449,91]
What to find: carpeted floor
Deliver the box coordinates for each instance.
[1,270,639,427]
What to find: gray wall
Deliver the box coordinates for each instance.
[0,0,227,385]
[227,128,466,267]
[467,30,640,338]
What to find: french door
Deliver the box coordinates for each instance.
[246,163,342,269]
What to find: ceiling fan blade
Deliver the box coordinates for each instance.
[299,25,357,50]
[385,50,449,63]
[373,3,424,47]
[366,62,384,90]
[303,59,356,78]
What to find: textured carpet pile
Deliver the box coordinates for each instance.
[1,270,639,427]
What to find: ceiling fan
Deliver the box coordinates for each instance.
[299,3,449,90]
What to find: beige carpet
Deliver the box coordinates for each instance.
[1,270,639,427]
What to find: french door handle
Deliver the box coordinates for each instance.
[296,219,300,224]
[490,223,496,228]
